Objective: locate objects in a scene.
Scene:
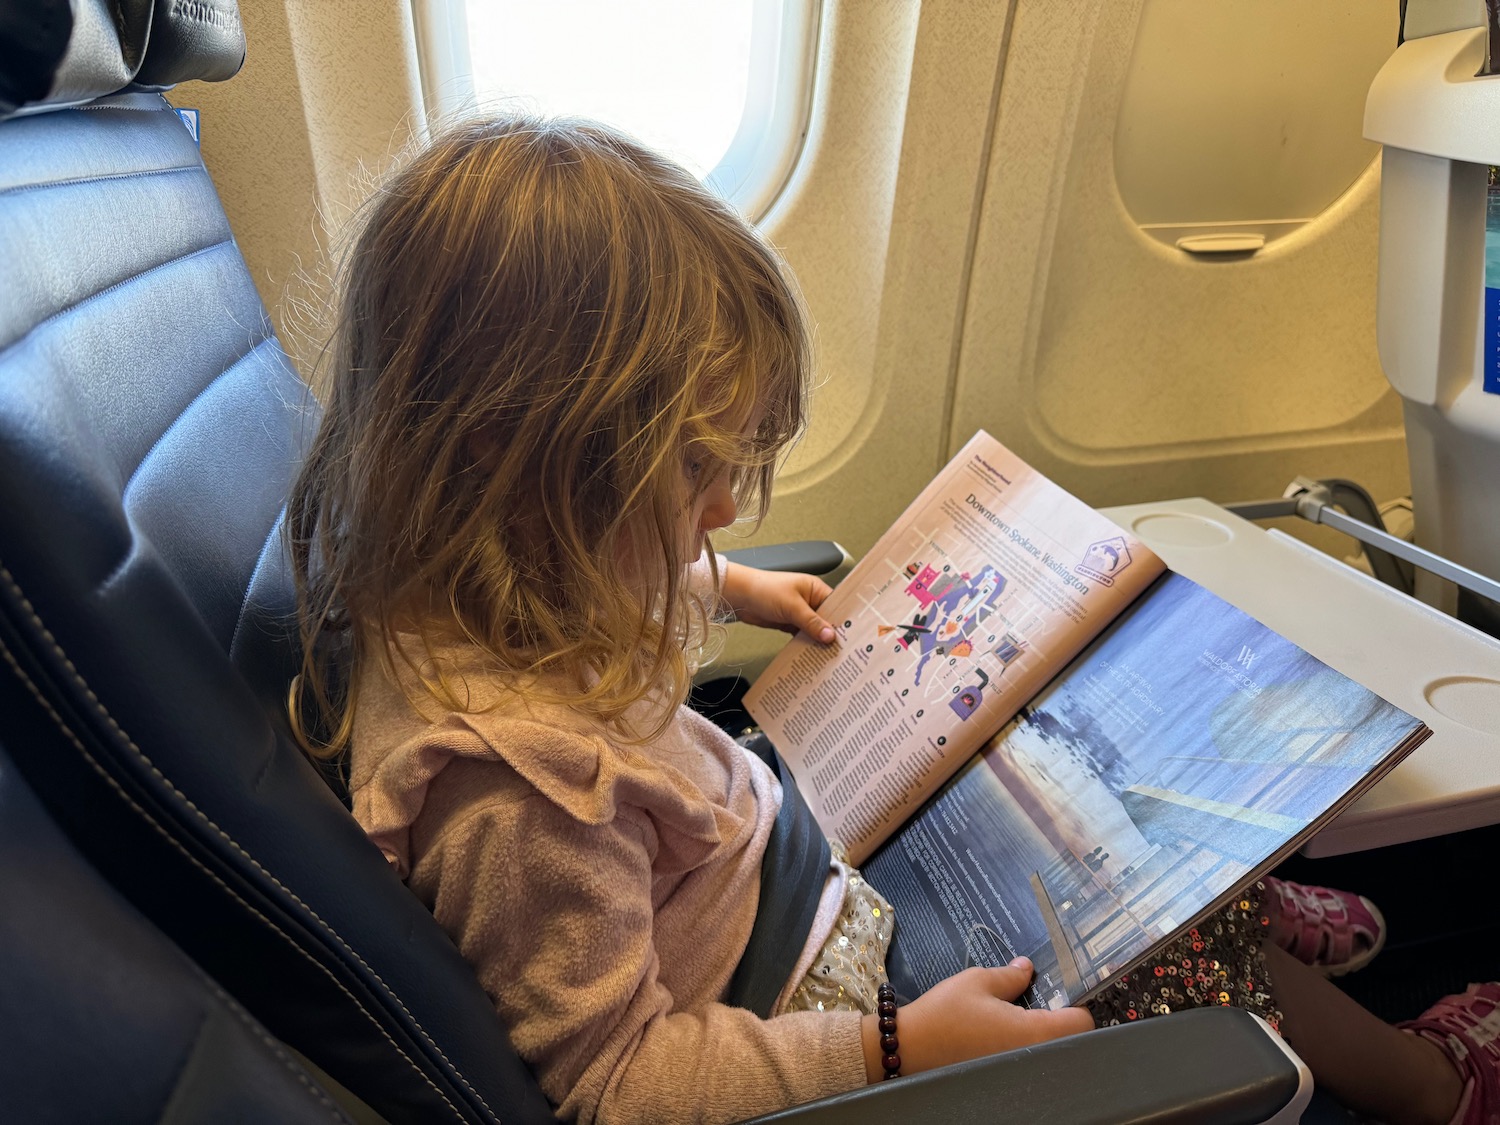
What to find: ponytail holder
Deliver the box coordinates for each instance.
[876,983,901,1080]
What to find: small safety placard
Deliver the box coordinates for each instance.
[174,108,200,146]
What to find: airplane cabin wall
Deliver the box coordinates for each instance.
[714,1,1017,673]
[951,0,1408,515]
[743,3,1013,558]
[168,0,425,382]
[725,0,1412,673]
[168,0,1418,677]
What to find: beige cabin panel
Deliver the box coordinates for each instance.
[730,0,1011,543]
[753,2,920,488]
[170,0,425,382]
[166,0,1416,678]
[950,0,1410,511]
[713,0,1018,672]
[1115,1,1393,236]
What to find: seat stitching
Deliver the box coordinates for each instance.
[0,163,200,201]
[0,632,475,1125]
[0,238,234,364]
[178,968,355,1122]
[0,634,469,1122]
[151,1008,216,1123]
[76,102,172,113]
[120,334,276,503]
[0,565,501,1123]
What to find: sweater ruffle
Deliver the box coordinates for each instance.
[351,646,732,881]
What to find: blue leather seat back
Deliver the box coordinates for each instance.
[0,93,306,717]
[0,23,553,1125]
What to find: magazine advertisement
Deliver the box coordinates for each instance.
[861,572,1427,1007]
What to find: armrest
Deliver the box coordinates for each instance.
[720,541,852,580]
[741,1007,1311,1124]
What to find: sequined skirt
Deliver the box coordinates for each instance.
[783,843,896,1016]
[1085,881,1284,1033]
[783,866,1284,1035]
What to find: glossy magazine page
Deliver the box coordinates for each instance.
[861,571,1429,1009]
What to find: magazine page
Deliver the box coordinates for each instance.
[742,431,1165,864]
[861,572,1429,1010]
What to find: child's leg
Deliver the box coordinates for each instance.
[1266,942,1463,1125]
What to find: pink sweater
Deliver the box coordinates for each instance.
[349,644,867,1124]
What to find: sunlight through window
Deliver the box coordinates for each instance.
[465,1,756,181]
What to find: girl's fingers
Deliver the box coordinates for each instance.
[1041,1006,1097,1036]
[973,960,1095,1040]
[796,578,835,641]
[783,585,835,643]
[975,959,1035,1002]
[1012,1003,1097,1045]
[805,576,833,609]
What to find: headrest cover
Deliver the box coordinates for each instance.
[0,0,244,121]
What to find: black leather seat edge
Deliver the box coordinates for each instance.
[744,1006,1306,1124]
[0,738,358,1125]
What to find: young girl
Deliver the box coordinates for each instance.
[289,116,1491,1125]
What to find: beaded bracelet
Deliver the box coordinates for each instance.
[876,983,901,1080]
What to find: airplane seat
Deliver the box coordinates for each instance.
[0,736,359,1124]
[0,4,1319,1123]
[0,3,553,1123]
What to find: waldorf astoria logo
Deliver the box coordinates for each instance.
[1201,647,1264,697]
[1075,535,1133,587]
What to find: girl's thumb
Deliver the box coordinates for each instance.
[981,957,1034,1001]
[800,611,836,645]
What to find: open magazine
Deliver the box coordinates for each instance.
[741,431,1430,1010]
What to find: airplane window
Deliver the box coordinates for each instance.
[413,0,820,219]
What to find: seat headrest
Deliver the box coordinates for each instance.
[0,0,245,122]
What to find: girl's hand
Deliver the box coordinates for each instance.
[860,960,1094,1082]
[720,562,837,644]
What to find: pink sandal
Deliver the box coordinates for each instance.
[1399,983,1500,1125]
[1263,876,1386,977]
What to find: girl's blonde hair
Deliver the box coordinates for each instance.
[287,116,810,754]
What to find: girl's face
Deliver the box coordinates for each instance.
[685,458,738,560]
[682,403,762,560]
[613,447,736,596]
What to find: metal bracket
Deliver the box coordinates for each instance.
[1226,478,1500,607]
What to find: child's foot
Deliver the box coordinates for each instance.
[1263,876,1386,976]
[1398,983,1500,1125]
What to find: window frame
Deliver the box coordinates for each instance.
[409,0,821,222]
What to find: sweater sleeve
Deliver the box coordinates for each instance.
[415,776,867,1125]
